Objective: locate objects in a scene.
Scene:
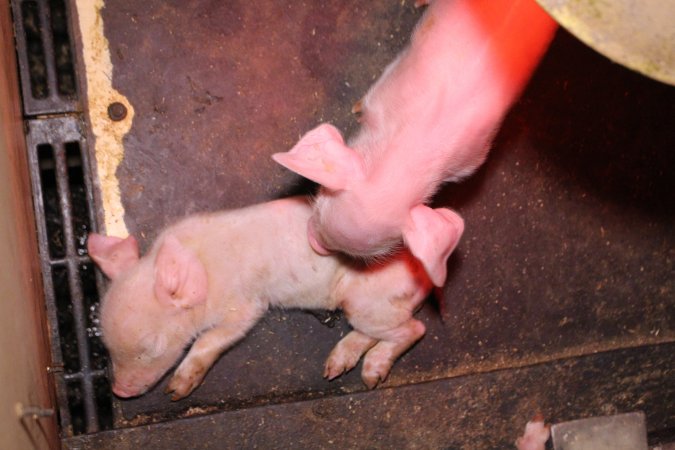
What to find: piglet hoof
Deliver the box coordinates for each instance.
[515,413,550,450]
[361,361,392,389]
[163,384,181,402]
[164,379,192,401]
[361,372,383,389]
[414,0,430,8]
[324,332,376,381]
[323,363,345,381]
[324,353,358,381]
[165,366,207,401]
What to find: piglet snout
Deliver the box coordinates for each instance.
[111,381,143,398]
[111,373,154,398]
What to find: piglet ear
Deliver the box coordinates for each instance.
[272,123,365,191]
[87,233,140,280]
[153,235,208,309]
[402,205,464,287]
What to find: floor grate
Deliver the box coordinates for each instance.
[25,117,113,436]
[11,0,78,115]
[12,0,113,438]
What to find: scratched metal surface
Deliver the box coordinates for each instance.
[83,0,674,443]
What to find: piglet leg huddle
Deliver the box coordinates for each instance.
[166,323,262,400]
[325,263,431,388]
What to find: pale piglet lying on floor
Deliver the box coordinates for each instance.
[273,0,557,286]
[87,197,464,400]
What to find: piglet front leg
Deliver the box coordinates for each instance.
[166,313,263,400]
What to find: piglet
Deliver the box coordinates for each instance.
[273,0,557,286]
[516,414,550,450]
[87,196,463,400]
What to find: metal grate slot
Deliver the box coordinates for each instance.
[26,117,113,437]
[52,265,80,373]
[48,0,76,97]
[66,142,92,255]
[65,380,85,436]
[12,0,79,115]
[79,263,108,373]
[37,143,66,258]
[20,1,48,99]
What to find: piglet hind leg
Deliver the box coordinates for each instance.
[166,316,262,400]
[359,318,426,388]
[324,330,378,381]
[336,251,432,388]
